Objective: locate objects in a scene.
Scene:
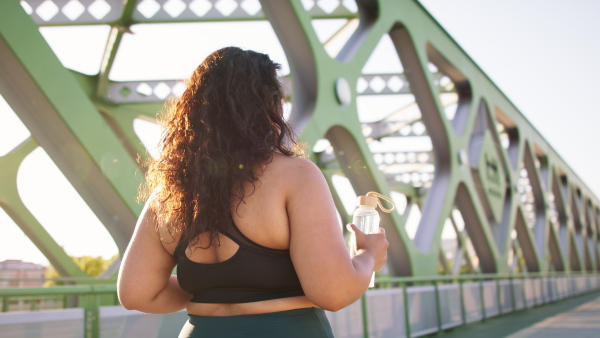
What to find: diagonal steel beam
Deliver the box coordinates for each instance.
[0,1,140,255]
[0,139,86,277]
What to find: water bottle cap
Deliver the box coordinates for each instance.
[356,192,396,213]
[357,195,378,208]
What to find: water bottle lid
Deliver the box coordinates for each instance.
[357,195,378,208]
[356,192,396,213]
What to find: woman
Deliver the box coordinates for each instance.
[117,47,389,337]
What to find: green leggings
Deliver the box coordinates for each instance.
[178,308,334,338]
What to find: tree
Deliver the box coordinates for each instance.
[44,255,118,286]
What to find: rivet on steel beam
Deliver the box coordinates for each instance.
[335,77,352,107]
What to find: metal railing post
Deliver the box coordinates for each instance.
[402,282,411,338]
[83,294,92,338]
[479,278,486,321]
[433,281,442,333]
[532,276,538,306]
[521,275,528,309]
[509,276,516,311]
[82,287,100,338]
[361,294,369,338]
[496,278,502,315]
[541,276,547,304]
[459,279,466,325]
[92,293,100,338]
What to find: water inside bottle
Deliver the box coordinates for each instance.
[353,214,379,287]
[349,214,379,258]
[354,214,379,235]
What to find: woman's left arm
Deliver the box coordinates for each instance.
[117,200,191,314]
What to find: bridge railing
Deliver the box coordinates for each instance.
[1,272,600,338]
[357,272,600,337]
[0,284,117,338]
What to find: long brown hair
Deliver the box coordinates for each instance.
[142,47,303,251]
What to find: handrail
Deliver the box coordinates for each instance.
[0,277,117,282]
[0,285,116,297]
[375,271,596,284]
[2,271,591,287]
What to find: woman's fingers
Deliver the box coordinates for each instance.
[346,223,363,234]
[347,223,389,271]
[347,223,385,236]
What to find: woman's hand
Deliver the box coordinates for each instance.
[346,223,389,272]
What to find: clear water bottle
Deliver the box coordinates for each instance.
[351,195,380,256]
[350,192,395,287]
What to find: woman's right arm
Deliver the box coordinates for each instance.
[286,159,389,312]
[117,200,191,314]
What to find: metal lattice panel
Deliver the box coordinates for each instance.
[21,0,358,25]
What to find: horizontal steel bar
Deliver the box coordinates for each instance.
[376,272,599,284]
[0,285,116,297]
[0,278,117,282]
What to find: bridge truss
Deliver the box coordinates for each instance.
[0,0,598,279]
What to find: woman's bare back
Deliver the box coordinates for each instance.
[160,154,318,316]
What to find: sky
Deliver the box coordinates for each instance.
[419,0,600,197]
[1,0,599,267]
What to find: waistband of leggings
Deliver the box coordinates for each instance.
[187,307,322,321]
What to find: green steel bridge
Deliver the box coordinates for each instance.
[1,0,599,337]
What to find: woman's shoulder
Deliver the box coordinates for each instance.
[269,153,321,176]
[143,192,181,255]
[266,154,326,193]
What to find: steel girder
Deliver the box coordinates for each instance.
[0,0,140,277]
[0,0,598,278]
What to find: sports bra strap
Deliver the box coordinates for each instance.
[224,219,289,254]
[174,217,304,304]
[173,219,289,258]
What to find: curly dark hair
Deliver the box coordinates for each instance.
[141,47,304,251]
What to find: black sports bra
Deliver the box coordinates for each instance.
[175,221,305,304]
